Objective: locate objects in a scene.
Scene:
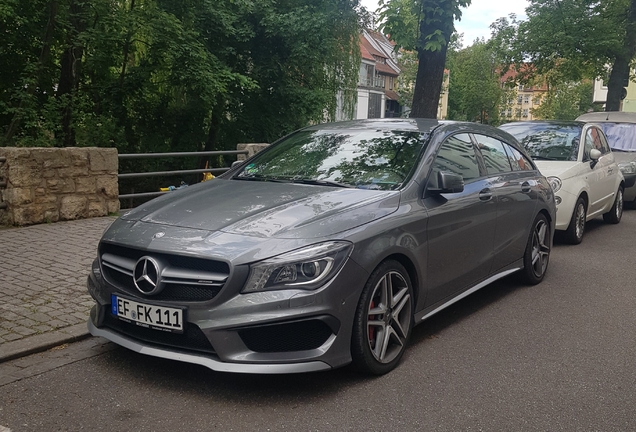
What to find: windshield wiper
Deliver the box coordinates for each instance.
[234,175,291,183]
[291,178,353,188]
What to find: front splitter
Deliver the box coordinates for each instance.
[87,320,331,374]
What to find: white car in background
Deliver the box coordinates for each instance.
[576,112,636,207]
[500,121,624,244]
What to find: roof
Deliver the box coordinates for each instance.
[576,112,636,123]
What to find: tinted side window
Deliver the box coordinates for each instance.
[431,134,481,183]
[585,127,608,157]
[598,128,611,154]
[474,134,513,174]
[502,143,534,171]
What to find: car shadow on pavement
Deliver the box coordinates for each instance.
[97,274,530,403]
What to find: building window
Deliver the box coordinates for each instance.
[507,108,512,116]
[518,84,524,91]
[524,95,530,104]
[522,109,529,118]
[389,76,394,90]
[517,95,523,104]
[374,73,386,89]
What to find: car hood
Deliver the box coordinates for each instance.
[534,161,580,179]
[120,178,400,239]
[612,151,636,163]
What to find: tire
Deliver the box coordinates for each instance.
[351,260,414,375]
[519,213,551,285]
[603,186,623,224]
[564,197,586,245]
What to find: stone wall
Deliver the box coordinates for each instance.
[237,143,270,161]
[0,147,119,226]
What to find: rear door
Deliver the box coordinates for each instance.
[473,134,539,271]
[423,133,498,305]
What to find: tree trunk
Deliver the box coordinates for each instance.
[409,1,454,119]
[57,0,87,147]
[410,45,448,118]
[606,0,636,112]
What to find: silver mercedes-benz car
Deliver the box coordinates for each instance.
[87,119,556,375]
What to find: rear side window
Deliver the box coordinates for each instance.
[431,134,481,183]
[474,134,512,174]
[502,143,534,171]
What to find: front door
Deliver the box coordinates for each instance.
[423,133,498,305]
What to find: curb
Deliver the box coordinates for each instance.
[0,323,91,363]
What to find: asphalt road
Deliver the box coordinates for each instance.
[1,211,636,432]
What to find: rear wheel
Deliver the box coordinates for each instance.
[564,197,586,245]
[519,213,551,285]
[351,260,413,375]
[603,186,623,224]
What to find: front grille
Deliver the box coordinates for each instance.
[239,319,333,353]
[99,242,229,302]
[103,313,216,354]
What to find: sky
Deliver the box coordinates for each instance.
[360,0,530,45]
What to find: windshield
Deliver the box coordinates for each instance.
[500,123,582,161]
[595,123,636,151]
[234,129,428,190]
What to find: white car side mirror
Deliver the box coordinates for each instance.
[590,149,602,160]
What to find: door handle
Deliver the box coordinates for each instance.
[521,181,531,193]
[608,168,614,174]
[479,188,493,201]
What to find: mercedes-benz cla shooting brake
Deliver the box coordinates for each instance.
[87,119,556,375]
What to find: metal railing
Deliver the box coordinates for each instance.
[118,150,247,201]
[0,156,6,210]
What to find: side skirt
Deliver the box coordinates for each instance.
[414,263,522,323]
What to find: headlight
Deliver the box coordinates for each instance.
[242,241,353,293]
[547,176,562,193]
[618,161,636,175]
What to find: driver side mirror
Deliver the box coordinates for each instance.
[589,149,601,160]
[429,171,465,194]
[589,148,601,167]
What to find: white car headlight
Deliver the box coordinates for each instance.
[242,241,353,293]
[618,161,636,175]
[547,176,562,193]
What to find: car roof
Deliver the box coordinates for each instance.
[576,111,636,123]
[304,118,440,133]
[500,120,585,128]
[305,118,518,136]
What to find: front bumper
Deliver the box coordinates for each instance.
[87,319,330,374]
[623,173,636,202]
[87,256,368,374]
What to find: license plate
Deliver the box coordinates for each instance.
[111,294,184,333]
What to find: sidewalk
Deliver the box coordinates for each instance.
[0,216,116,362]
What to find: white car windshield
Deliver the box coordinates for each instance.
[596,123,636,152]
[500,123,582,161]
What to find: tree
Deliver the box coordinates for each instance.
[380,0,470,118]
[446,39,504,123]
[493,0,636,112]
[531,81,595,120]
[0,0,361,151]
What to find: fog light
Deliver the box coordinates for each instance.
[555,196,562,205]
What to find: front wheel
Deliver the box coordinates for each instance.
[519,213,551,285]
[351,260,414,375]
[603,186,623,224]
[564,197,586,245]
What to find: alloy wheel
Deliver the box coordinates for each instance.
[531,219,550,278]
[616,189,623,220]
[575,202,586,240]
[366,271,412,364]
